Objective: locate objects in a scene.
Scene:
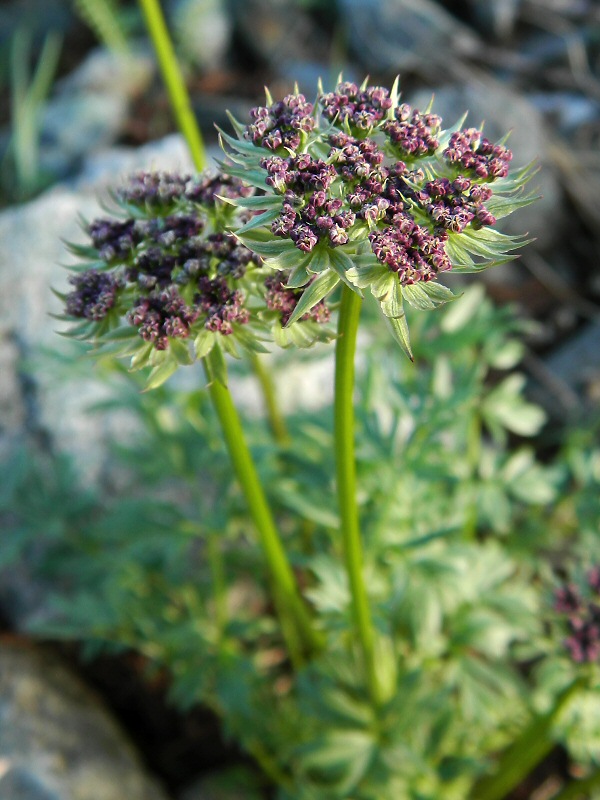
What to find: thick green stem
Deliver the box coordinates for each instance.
[137,0,207,171]
[335,285,382,706]
[204,349,322,661]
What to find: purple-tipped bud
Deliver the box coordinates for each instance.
[65,270,123,321]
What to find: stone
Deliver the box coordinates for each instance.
[338,0,479,73]
[0,135,195,485]
[0,47,156,185]
[229,0,329,76]
[0,641,170,800]
[169,0,232,71]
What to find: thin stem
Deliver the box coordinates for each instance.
[204,349,322,661]
[334,285,381,706]
[470,678,583,800]
[250,353,290,446]
[137,0,207,171]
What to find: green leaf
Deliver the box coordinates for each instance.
[194,329,215,360]
[205,341,228,386]
[235,208,280,235]
[403,281,459,310]
[143,358,178,391]
[235,235,298,258]
[285,271,340,327]
[283,261,312,288]
[329,248,362,291]
[219,193,281,211]
[300,730,376,797]
[306,245,331,275]
[385,311,413,361]
[378,276,404,318]
[169,338,193,365]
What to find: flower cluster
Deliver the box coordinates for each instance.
[262,153,355,251]
[554,568,600,664]
[65,269,123,321]
[245,93,315,151]
[443,128,512,180]
[265,273,330,326]
[88,218,141,262]
[117,170,254,210]
[61,170,274,385]
[320,82,392,130]
[220,78,533,358]
[197,276,250,334]
[382,104,441,158]
[129,289,199,350]
[368,215,451,285]
[415,177,496,233]
[62,165,338,385]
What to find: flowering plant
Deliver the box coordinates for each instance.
[44,2,600,797]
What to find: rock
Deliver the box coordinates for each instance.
[0,135,195,485]
[0,47,156,186]
[464,0,523,39]
[408,81,564,253]
[338,0,479,73]
[0,641,170,800]
[231,0,330,86]
[543,322,600,410]
[169,0,232,71]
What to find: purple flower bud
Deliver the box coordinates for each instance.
[265,272,331,325]
[291,224,318,253]
[65,270,123,321]
[443,128,512,181]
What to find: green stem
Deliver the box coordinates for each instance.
[204,349,322,662]
[550,770,600,800]
[334,285,381,706]
[470,679,583,800]
[137,0,207,171]
[250,353,290,446]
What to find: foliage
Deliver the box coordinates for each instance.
[1,27,62,202]
[4,290,600,797]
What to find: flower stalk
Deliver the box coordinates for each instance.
[137,0,207,171]
[335,284,382,706]
[137,0,315,660]
[204,348,322,661]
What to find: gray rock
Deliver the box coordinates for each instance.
[0,768,60,800]
[229,0,329,75]
[408,81,564,252]
[0,642,170,800]
[465,0,523,39]
[1,47,155,185]
[543,321,600,409]
[169,0,232,71]
[0,135,195,485]
[338,0,479,73]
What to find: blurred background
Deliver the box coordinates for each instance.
[0,1,600,799]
